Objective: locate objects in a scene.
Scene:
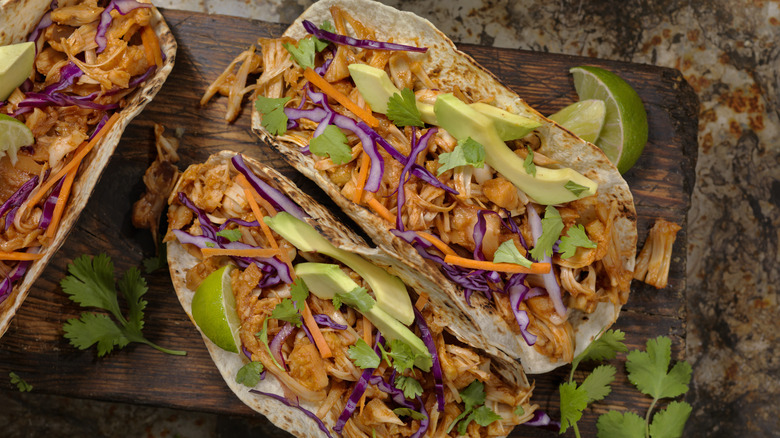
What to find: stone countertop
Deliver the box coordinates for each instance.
[2,0,778,437]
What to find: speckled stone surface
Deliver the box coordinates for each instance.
[2,0,778,436]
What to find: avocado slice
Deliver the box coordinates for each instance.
[0,42,35,101]
[469,102,542,141]
[264,212,415,325]
[295,262,432,370]
[434,93,598,205]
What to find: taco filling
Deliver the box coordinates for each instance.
[166,153,544,437]
[0,0,163,304]
[204,3,634,365]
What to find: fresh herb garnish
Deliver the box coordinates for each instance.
[9,372,32,392]
[271,299,302,326]
[558,224,597,259]
[255,318,283,370]
[513,405,525,416]
[333,287,374,313]
[348,338,381,369]
[216,228,242,242]
[61,254,186,357]
[523,146,536,177]
[565,180,589,196]
[255,96,291,136]
[437,137,486,175]
[283,36,324,70]
[236,361,265,387]
[142,238,167,274]
[393,407,427,421]
[447,379,500,433]
[386,88,424,127]
[395,375,424,399]
[309,124,352,165]
[492,240,533,268]
[290,277,310,309]
[529,205,564,260]
[385,339,416,373]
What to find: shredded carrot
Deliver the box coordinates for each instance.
[141,26,163,69]
[416,231,457,257]
[0,251,44,261]
[352,152,371,204]
[362,317,373,344]
[367,198,394,223]
[444,254,551,274]
[358,392,367,414]
[26,113,120,210]
[301,301,333,359]
[201,247,282,259]
[43,168,77,239]
[414,292,429,311]
[303,68,379,127]
[236,174,279,250]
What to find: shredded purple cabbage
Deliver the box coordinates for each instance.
[506,274,538,345]
[230,155,308,220]
[413,307,445,412]
[0,255,34,304]
[0,175,39,222]
[269,322,294,370]
[302,20,427,53]
[312,314,347,330]
[38,174,66,230]
[409,396,430,438]
[95,0,152,53]
[27,0,57,50]
[249,389,334,438]
[527,206,566,317]
[334,368,371,433]
[523,409,561,430]
[396,127,437,230]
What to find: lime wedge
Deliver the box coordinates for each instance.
[0,114,34,165]
[548,99,606,143]
[191,265,242,353]
[569,66,648,173]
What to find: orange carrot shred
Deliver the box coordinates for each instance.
[44,168,77,239]
[416,231,457,257]
[362,316,373,344]
[444,254,551,274]
[367,198,394,223]
[352,152,371,204]
[236,174,279,250]
[414,293,429,311]
[26,113,120,211]
[201,247,282,259]
[0,251,44,261]
[301,301,333,359]
[303,68,379,127]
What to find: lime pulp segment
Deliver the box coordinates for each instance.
[548,99,606,143]
[0,114,34,164]
[191,265,242,353]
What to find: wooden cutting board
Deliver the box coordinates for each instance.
[0,9,697,437]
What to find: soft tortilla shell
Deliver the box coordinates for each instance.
[0,2,177,337]
[167,151,529,437]
[252,0,637,374]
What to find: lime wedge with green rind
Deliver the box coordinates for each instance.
[548,99,606,143]
[569,66,648,173]
[0,114,34,165]
[191,265,242,353]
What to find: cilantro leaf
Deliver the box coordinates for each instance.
[596,410,646,438]
[575,329,628,367]
[255,96,291,136]
[387,88,424,127]
[393,407,427,421]
[9,372,32,392]
[290,277,310,308]
[460,379,487,411]
[236,361,265,387]
[386,339,417,373]
[216,228,242,242]
[271,299,302,326]
[283,37,320,70]
[559,381,589,434]
[649,401,692,438]
[309,125,352,165]
[626,336,691,400]
[395,375,423,399]
[333,287,374,313]
[523,146,536,177]
[348,338,381,369]
[143,240,167,273]
[580,364,616,403]
[565,180,589,197]
[437,137,485,175]
[256,318,283,370]
[559,224,598,259]
[492,240,532,268]
[529,205,564,261]
[513,405,525,416]
[60,255,185,357]
[470,405,502,427]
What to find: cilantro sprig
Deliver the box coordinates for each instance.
[529,205,564,260]
[61,254,186,357]
[492,240,533,268]
[386,88,424,127]
[9,372,32,392]
[309,124,352,165]
[437,137,485,175]
[559,224,597,259]
[236,361,265,387]
[333,286,374,313]
[255,96,291,136]
[523,146,536,177]
[447,380,502,434]
[348,338,381,369]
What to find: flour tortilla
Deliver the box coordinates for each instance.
[0,0,177,337]
[167,151,531,438]
[251,0,637,374]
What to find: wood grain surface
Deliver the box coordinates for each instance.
[0,9,698,437]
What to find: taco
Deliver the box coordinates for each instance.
[241,0,637,373]
[0,0,175,336]
[166,151,557,437]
